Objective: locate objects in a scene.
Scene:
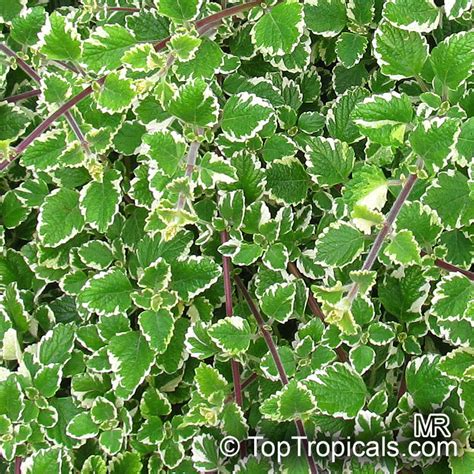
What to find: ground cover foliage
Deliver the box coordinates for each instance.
[0,0,473,472]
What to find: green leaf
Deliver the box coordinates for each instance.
[81,25,136,74]
[251,1,304,55]
[439,348,474,380]
[108,331,155,400]
[38,12,82,61]
[384,230,421,266]
[262,243,289,271]
[396,201,443,247]
[138,309,174,354]
[0,0,26,24]
[409,117,460,174]
[262,134,296,163]
[347,0,375,27]
[430,31,474,90]
[169,256,220,302]
[450,451,474,474]
[38,323,75,366]
[109,452,142,474]
[192,434,220,472]
[77,268,133,316]
[261,380,316,422]
[349,345,375,375]
[374,22,428,79]
[305,363,368,419]
[431,274,474,322]
[305,136,355,187]
[445,0,472,19]
[96,72,136,114]
[221,92,274,142]
[122,43,164,72]
[66,412,99,440]
[142,131,186,177]
[10,7,46,46]
[382,0,440,33]
[305,0,346,37]
[326,87,370,144]
[19,129,67,172]
[422,170,473,229]
[314,222,365,267]
[219,239,263,266]
[33,364,62,398]
[174,38,223,80]
[195,363,228,403]
[406,354,455,410]
[367,321,396,345]
[352,92,413,146]
[1,191,29,229]
[38,188,84,247]
[260,282,297,323]
[168,79,219,128]
[197,152,237,188]
[0,102,30,142]
[266,157,309,205]
[208,316,252,357]
[336,32,368,68]
[79,169,122,233]
[157,0,201,22]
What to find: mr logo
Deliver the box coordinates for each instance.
[413,413,451,438]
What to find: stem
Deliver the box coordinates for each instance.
[3,1,263,170]
[5,88,41,103]
[287,262,348,363]
[107,6,140,12]
[14,457,21,474]
[176,132,202,210]
[0,44,41,82]
[0,43,93,158]
[224,373,258,403]
[420,251,474,281]
[234,275,318,474]
[347,171,419,304]
[414,75,429,93]
[221,230,245,458]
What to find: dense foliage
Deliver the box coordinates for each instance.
[0,0,473,472]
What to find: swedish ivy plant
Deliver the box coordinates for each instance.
[0,0,473,472]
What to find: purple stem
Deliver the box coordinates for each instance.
[221,230,246,458]
[347,172,419,303]
[420,251,474,281]
[14,457,21,474]
[5,88,41,103]
[234,275,318,474]
[0,43,93,158]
